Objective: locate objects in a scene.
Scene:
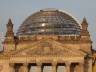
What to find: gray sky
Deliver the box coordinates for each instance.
[0,0,96,49]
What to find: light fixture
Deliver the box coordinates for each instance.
[41,29,45,32]
[42,23,45,27]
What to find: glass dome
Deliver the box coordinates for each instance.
[17,9,81,35]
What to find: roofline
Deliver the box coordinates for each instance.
[58,10,82,29]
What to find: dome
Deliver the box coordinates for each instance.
[17,9,81,36]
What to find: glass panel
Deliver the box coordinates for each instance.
[17,10,81,35]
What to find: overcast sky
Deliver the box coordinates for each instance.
[0,0,96,50]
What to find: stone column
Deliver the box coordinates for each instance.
[65,62,71,72]
[79,62,84,72]
[22,63,28,72]
[37,63,42,72]
[52,62,57,72]
[88,59,93,72]
[9,63,15,72]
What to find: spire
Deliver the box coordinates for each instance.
[5,18,14,37]
[82,17,88,24]
[81,17,89,36]
[3,19,16,52]
[8,18,12,24]
[81,17,88,30]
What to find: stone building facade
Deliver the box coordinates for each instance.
[0,9,93,72]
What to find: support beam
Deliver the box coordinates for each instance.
[65,62,71,72]
[52,62,57,72]
[37,63,42,72]
[22,63,28,72]
[79,62,84,72]
[9,63,15,72]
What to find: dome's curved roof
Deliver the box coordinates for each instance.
[17,9,81,35]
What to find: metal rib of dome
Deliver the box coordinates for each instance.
[17,9,81,35]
